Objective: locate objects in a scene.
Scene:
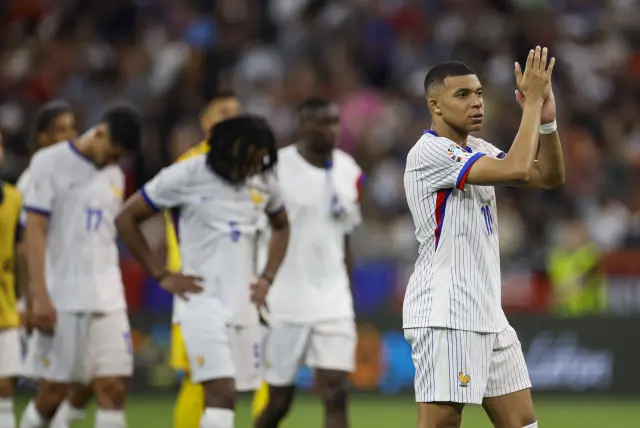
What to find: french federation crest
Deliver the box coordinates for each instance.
[447,145,465,162]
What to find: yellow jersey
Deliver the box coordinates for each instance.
[165,141,210,272]
[0,182,22,328]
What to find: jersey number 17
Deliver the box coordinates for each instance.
[86,208,103,231]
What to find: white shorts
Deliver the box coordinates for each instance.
[28,310,133,383]
[404,325,531,404]
[0,328,22,378]
[180,308,261,390]
[262,319,357,386]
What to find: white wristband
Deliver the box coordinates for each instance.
[540,119,557,135]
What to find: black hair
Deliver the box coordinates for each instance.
[100,101,142,153]
[206,115,277,184]
[297,96,332,115]
[424,61,476,94]
[31,100,73,148]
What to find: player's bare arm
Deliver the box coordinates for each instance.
[252,208,289,307]
[344,235,354,291]
[25,211,56,334]
[465,46,556,187]
[515,79,565,189]
[115,193,204,300]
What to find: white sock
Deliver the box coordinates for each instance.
[199,408,234,428]
[49,401,86,428]
[524,423,538,428]
[0,398,15,428]
[95,410,126,428]
[18,401,45,428]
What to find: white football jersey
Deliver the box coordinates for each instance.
[142,155,283,326]
[403,130,508,333]
[264,146,364,323]
[23,142,126,313]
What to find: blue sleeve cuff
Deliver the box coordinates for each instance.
[140,188,160,212]
[455,152,485,190]
[23,205,51,217]
[266,205,285,217]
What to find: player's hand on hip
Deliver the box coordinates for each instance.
[159,272,204,301]
[514,46,555,104]
[31,293,57,335]
[250,277,270,308]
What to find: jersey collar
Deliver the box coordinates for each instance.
[423,129,473,153]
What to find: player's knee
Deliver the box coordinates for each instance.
[35,382,68,417]
[94,377,127,410]
[266,388,294,419]
[68,383,93,408]
[202,379,235,410]
[319,377,349,411]
[0,378,13,398]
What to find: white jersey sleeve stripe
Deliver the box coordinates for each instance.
[455,153,485,190]
[140,188,160,212]
[433,189,452,249]
[23,205,51,217]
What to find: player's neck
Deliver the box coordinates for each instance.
[431,123,468,146]
[296,143,332,169]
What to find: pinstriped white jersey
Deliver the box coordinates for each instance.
[403,130,508,333]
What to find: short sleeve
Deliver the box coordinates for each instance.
[477,138,506,159]
[141,162,192,211]
[23,155,55,216]
[419,137,486,191]
[264,172,284,216]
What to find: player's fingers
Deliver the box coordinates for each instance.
[532,46,541,71]
[514,62,523,82]
[545,56,556,79]
[540,47,548,71]
[186,282,204,293]
[525,49,534,73]
[185,275,204,282]
[177,291,189,301]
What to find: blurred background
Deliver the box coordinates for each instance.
[2,0,640,426]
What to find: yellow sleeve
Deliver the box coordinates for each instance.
[165,142,210,272]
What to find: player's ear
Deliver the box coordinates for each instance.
[428,96,442,116]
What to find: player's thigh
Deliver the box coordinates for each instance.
[230,325,261,392]
[87,310,134,380]
[262,322,310,387]
[39,312,86,383]
[180,308,234,384]
[170,323,190,373]
[307,319,357,374]
[404,327,494,406]
[483,326,535,428]
[0,328,22,384]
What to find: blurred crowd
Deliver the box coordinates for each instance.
[1,0,640,275]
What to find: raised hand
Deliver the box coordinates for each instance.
[159,272,204,300]
[514,46,555,104]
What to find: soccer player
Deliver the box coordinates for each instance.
[16,100,94,428]
[19,104,142,428]
[115,115,290,428]
[403,47,562,428]
[256,97,364,428]
[0,132,24,428]
[166,92,271,428]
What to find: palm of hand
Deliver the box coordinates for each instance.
[515,80,557,124]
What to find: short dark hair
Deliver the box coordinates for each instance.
[101,101,142,153]
[206,115,277,184]
[34,100,73,134]
[424,61,476,93]
[297,96,332,114]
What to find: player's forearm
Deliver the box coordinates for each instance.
[25,217,48,299]
[503,99,544,179]
[15,239,29,301]
[115,214,166,280]
[536,131,565,187]
[262,226,289,280]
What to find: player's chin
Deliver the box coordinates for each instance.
[467,121,483,132]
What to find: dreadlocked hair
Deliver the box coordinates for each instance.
[206,115,278,184]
